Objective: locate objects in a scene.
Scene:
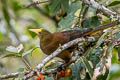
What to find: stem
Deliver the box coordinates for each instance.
[23,0,50,8]
[21,57,32,70]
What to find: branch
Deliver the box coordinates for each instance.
[104,38,120,46]
[82,0,119,17]
[0,71,30,79]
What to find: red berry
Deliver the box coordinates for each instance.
[35,73,44,80]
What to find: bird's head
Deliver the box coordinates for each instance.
[29,28,52,39]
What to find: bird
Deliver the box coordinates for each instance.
[29,20,119,63]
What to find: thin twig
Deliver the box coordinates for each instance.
[82,0,118,17]
[23,0,50,8]
[21,57,32,70]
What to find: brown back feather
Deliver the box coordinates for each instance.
[60,29,93,41]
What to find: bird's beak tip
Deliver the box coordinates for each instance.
[29,29,39,34]
[29,29,33,31]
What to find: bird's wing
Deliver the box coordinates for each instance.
[60,29,92,41]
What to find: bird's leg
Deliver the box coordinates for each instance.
[63,50,81,67]
[57,50,81,71]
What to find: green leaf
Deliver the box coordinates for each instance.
[58,1,82,30]
[94,45,114,79]
[3,53,21,58]
[61,0,69,14]
[49,0,69,14]
[6,46,18,53]
[81,57,93,78]
[114,32,120,40]
[49,0,61,13]
[95,30,111,48]
[81,16,101,28]
[88,48,102,67]
[58,13,77,30]
[67,1,82,14]
[69,60,83,80]
[17,68,25,72]
[18,73,24,80]
[96,45,114,69]
[106,44,115,55]
[45,77,54,80]
[108,1,120,7]
[5,44,23,54]
[22,49,33,57]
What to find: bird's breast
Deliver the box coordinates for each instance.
[40,38,62,55]
[40,33,70,55]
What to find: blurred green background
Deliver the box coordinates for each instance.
[0,0,56,74]
[0,0,120,80]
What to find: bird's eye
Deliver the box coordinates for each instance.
[39,32,41,34]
